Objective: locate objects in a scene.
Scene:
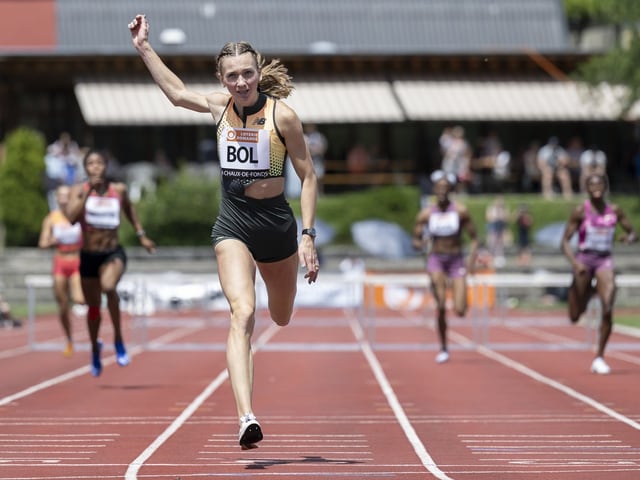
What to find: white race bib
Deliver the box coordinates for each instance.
[428,211,460,237]
[85,196,120,229]
[52,222,82,245]
[583,224,614,252]
[219,128,270,177]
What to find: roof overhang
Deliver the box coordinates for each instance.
[74,77,637,126]
[74,78,404,126]
[392,79,629,121]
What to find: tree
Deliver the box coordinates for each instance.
[0,128,48,246]
[564,0,640,116]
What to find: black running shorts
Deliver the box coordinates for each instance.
[211,192,298,263]
[80,245,127,278]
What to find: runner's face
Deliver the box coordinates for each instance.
[84,153,106,180]
[56,186,70,206]
[220,53,260,107]
[433,179,450,201]
[587,177,605,199]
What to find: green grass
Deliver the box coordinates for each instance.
[11,303,57,319]
[615,314,640,329]
[289,187,640,245]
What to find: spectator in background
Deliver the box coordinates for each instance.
[44,132,84,210]
[440,126,471,193]
[579,145,606,193]
[0,293,21,328]
[566,136,584,192]
[485,196,509,268]
[515,204,533,267]
[521,141,541,193]
[537,136,572,200]
[475,131,510,192]
[304,124,328,194]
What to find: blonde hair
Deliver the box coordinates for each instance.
[216,41,294,99]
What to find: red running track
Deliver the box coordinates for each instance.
[0,304,639,480]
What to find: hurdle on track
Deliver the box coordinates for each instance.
[24,271,640,353]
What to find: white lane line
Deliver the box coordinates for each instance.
[610,350,640,366]
[124,323,280,480]
[0,327,199,407]
[0,345,31,360]
[447,327,640,430]
[349,316,455,480]
[474,343,640,431]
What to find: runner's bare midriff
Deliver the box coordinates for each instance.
[243,177,285,199]
[82,230,120,252]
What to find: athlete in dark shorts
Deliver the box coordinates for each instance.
[561,173,637,375]
[64,150,155,377]
[413,170,478,364]
[131,14,320,450]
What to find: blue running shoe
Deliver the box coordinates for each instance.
[115,340,130,367]
[91,340,103,377]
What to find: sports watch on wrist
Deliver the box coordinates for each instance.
[301,227,317,239]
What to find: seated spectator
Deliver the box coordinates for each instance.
[0,293,21,328]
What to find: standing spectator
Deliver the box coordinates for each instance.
[412,170,479,364]
[44,132,83,210]
[515,204,533,267]
[521,141,541,193]
[579,145,607,193]
[561,173,637,374]
[38,185,85,356]
[537,137,572,200]
[304,124,328,194]
[440,126,471,193]
[485,196,508,268]
[477,131,510,192]
[566,136,584,192]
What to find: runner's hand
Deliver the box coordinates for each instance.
[299,236,319,284]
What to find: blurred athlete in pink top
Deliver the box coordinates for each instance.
[561,173,637,374]
[412,170,478,364]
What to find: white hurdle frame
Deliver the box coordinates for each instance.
[359,272,640,351]
[24,272,640,352]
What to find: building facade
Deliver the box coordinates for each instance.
[1,0,638,192]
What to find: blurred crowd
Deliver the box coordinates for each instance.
[436,126,611,197]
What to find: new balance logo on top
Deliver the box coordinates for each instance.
[252,118,266,125]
